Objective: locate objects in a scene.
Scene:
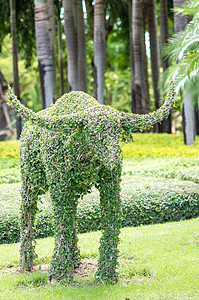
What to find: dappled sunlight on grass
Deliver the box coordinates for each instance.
[0,218,199,299]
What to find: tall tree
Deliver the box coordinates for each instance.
[56,1,65,96]
[160,0,172,133]
[128,0,136,113]
[147,0,160,110]
[132,0,147,114]
[63,0,87,92]
[160,0,169,71]
[34,0,54,108]
[63,0,78,91]
[147,0,161,130]
[10,0,22,138]
[173,0,195,145]
[48,0,57,102]
[76,0,87,92]
[94,0,106,104]
[143,2,150,114]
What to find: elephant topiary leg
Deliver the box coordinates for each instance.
[49,183,80,282]
[20,149,47,271]
[20,181,39,272]
[96,166,122,283]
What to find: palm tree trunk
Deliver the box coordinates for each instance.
[182,91,195,144]
[143,3,150,114]
[94,0,106,104]
[160,0,171,133]
[160,0,169,70]
[173,0,195,145]
[76,0,87,92]
[147,0,160,111]
[128,0,136,113]
[174,0,187,33]
[34,0,54,108]
[10,0,22,138]
[57,11,65,96]
[195,107,199,135]
[63,0,78,91]
[132,0,146,114]
[147,0,162,131]
[48,0,57,102]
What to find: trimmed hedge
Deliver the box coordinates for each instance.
[1,156,199,185]
[1,178,199,244]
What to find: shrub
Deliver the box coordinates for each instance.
[0,141,20,159]
[1,179,198,244]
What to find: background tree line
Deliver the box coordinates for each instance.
[0,0,198,144]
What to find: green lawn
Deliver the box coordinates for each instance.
[0,218,199,299]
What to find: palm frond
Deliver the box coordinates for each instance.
[162,0,199,109]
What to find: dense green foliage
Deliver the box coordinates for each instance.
[0,0,35,66]
[163,0,199,107]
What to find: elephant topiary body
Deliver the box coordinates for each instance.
[7,85,175,283]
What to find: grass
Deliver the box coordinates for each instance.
[0,218,199,299]
[121,133,199,158]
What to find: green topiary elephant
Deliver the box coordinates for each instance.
[7,83,175,283]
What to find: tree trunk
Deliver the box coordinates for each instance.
[63,0,78,91]
[182,91,195,145]
[147,0,160,111]
[195,107,199,135]
[57,11,65,96]
[76,0,87,92]
[34,0,54,108]
[160,0,169,70]
[94,0,106,104]
[173,0,195,145]
[160,0,171,133]
[143,3,150,114]
[128,0,136,113]
[10,0,22,138]
[48,0,57,103]
[174,0,187,33]
[132,0,146,114]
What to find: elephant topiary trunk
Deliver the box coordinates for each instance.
[7,83,175,283]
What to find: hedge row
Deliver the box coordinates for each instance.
[1,156,199,184]
[1,186,199,244]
